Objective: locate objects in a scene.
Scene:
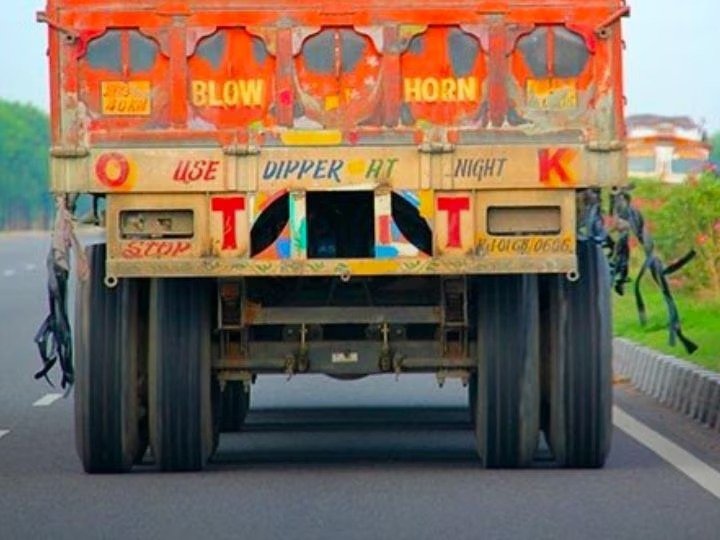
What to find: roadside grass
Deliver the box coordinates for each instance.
[613,286,720,373]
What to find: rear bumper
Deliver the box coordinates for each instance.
[102,187,577,279]
[107,253,577,279]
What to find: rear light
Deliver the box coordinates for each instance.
[119,210,194,239]
[487,206,561,236]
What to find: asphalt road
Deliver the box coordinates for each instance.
[1,232,719,540]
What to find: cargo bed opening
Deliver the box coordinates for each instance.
[307,192,374,259]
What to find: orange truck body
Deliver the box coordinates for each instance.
[42,0,628,280]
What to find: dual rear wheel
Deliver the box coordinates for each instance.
[74,245,249,473]
[74,245,145,473]
[470,240,612,468]
[148,277,215,471]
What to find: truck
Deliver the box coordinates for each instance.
[39,0,629,472]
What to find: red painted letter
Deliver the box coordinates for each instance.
[438,197,470,248]
[188,160,206,181]
[211,196,246,250]
[122,241,142,259]
[173,161,190,182]
[204,160,220,181]
[539,149,571,184]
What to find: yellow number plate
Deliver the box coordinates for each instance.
[101,81,152,116]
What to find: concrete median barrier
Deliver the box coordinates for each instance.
[613,338,720,431]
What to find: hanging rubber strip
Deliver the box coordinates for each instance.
[610,189,698,355]
[33,196,89,390]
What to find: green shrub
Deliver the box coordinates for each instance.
[627,175,720,296]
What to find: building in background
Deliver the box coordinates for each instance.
[626,115,710,183]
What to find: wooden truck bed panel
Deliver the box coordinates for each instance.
[42,0,627,278]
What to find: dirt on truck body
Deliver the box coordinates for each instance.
[41,0,629,472]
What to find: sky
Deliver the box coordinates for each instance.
[1,0,719,132]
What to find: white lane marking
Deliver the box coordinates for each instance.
[33,393,63,407]
[614,406,720,500]
[0,430,9,440]
[2,269,15,277]
[24,263,37,271]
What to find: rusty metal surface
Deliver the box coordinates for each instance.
[239,306,442,325]
[220,339,474,375]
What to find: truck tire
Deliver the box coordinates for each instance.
[74,244,143,473]
[149,278,214,471]
[134,280,150,464]
[219,381,251,432]
[473,275,540,468]
[542,241,612,468]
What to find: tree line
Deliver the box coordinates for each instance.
[0,99,52,230]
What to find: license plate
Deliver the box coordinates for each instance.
[101,81,152,116]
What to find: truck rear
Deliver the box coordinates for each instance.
[41,0,628,472]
